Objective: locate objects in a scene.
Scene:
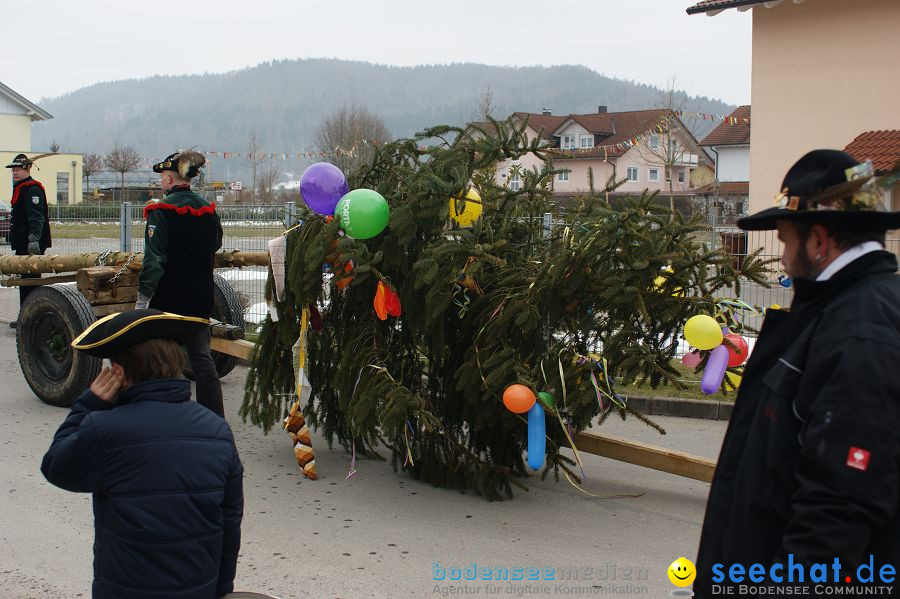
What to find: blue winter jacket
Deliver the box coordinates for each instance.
[41,378,243,599]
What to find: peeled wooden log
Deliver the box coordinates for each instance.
[0,250,271,275]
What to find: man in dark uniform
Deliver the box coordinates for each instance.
[694,150,900,597]
[6,153,51,328]
[137,150,225,417]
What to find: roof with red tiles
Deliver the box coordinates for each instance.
[513,109,675,158]
[686,0,767,15]
[700,105,750,146]
[843,130,900,175]
[694,181,750,195]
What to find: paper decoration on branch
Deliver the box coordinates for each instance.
[283,307,318,480]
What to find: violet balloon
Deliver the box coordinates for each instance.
[701,345,729,395]
[300,163,349,215]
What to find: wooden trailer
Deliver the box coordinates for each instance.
[1,251,266,407]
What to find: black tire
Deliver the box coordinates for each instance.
[17,285,101,407]
[184,273,244,380]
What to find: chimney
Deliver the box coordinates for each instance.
[598,105,607,114]
[541,107,551,116]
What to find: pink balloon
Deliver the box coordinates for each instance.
[701,345,729,395]
[682,351,702,369]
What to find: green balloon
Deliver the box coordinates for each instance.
[537,391,555,408]
[336,188,390,239]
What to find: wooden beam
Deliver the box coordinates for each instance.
[210,337,255,360]
[91,302,134,317]
[2,274,77,287]
[570,431,716,483]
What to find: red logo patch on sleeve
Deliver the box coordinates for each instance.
[846,447,871,471]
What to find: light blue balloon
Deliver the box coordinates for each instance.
[527,402,546,470]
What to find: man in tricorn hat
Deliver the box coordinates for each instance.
[41,309,243,598]
[138,150,225,416]
[694,150,900,597]
[5,153,51,328]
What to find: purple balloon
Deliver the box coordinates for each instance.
[300,163,349,215]
[701,345,729,395]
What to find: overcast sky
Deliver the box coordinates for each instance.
[6,0,751,105]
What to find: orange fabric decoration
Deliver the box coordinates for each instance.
[374,281,388,320]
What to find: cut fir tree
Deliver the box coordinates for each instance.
[241,117,770,500]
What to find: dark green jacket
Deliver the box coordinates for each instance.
[10,176,51,252]
[140,187,223,318]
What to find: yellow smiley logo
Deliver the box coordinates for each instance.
[668,557,696,587]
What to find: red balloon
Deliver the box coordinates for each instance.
[724,333,749,367]
[502,384,536,414]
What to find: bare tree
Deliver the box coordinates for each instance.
[636,76,700,216]
[82,153,104,198]
[104,144,142,202]
[314,105,391,176]
[471,87,501,122]
[49,140,60,153]
[246,132,262,202]
[256,161,282,203]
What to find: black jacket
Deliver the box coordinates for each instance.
[10,176,51,252]
[140,187,223,317]
[41,379,243,598]
[695,251,900,597]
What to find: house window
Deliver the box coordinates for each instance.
[580,136,594,148]
[649,168,659,182]
[626,167,639,182]
[557,170,570,182]
[678,170,686,183]
[648,134,660,149]
[562,135,576,149]
[669,139,678,156]
[509,172,521,192]
[56,172,69,205]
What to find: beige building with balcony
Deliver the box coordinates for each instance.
[1,82,82,205]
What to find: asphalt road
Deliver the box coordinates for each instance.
[0,286,730,599]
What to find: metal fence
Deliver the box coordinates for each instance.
[10,205,899,336]
[32,202,298,328]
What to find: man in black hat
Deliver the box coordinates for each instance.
[6,153,51,328]
[41,309,243,598]
[694,150,900,597]
[138,150,225,417]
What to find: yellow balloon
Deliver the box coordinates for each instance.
[726,372,742,390]
[683,315,723,350]
[449,188,483,227]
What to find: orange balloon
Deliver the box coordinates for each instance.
[503,384,536,414]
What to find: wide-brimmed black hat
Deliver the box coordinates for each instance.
[737,149,900,231]
[152,150,206,179]
[71,309,209,358]
[5,153,33,169]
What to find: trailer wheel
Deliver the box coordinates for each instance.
[184,273,244,380]
[17,285,101,407]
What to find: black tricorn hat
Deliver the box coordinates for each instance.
[152,150,206,179]
[737,149,900,231]
[71,309,209,358]
[5,153,33,169]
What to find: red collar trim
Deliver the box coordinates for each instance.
[144,201,217,219]
[11,179,44,206]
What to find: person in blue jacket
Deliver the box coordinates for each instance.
[41,309,243,599]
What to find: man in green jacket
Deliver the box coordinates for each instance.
[6,153,51,329]
[138,150,226,417]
